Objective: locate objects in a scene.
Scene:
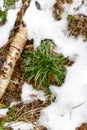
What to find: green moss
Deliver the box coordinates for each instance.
[4,0,18,10]
[8,105,15,122]
[67,15,76,22]
[0,11,7,26]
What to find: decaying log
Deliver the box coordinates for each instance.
[0,25,28,99]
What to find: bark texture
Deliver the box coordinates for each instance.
[0,25,28,99]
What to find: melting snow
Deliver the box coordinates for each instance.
[23,0,87,130]
[0,9,19,47]
[5,122,33,130]
[1,0,87,129]
[0,0,22,47]
[0,108,8,118]
[0,0,4,11]
[21,83,47,103]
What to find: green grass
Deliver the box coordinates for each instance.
[8,105,16,121]
[22,39,69,93]
[0,121,6,130]
[1,104,8,109]
[67,15,76,22]
[0,105,16,130]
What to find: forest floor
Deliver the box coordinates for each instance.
[0,0,87,130]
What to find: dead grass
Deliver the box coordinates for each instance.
[67,14,87,41]
[53,0,72,20]
[77,123,87,130]
[5,99,51,130]
[53,0,64,20]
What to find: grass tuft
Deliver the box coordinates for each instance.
[22,39,69,93]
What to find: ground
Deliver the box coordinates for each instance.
[0,0,87,130]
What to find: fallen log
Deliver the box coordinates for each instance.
[0,25,27,99]
[0,0,29,99]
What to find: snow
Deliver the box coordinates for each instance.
[23,0,87,50]
[63,0,87,15]
[0,9,19,47]
[5,122,33,130]
[21,83,47,103]
[10,101,21,107]
[23,0,87,130]
[0,0,4,11]
[23,0,56,48]
[0,108,8,117]
[15,0,23,9]
[1,0,87,129]
[0,0,22,48]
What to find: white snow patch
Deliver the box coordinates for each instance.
[0,9,19,47]
[63,0,87,15]
[0,0,22,48]
[0,0,5,11]
[23,0,56,48]
[10,101,21,108]
[5,122,33,130]
[23,0,87,49]
[39,100,87,130]
[15,0,23,9]
[0,108,8,118]
[21,83,46,103]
